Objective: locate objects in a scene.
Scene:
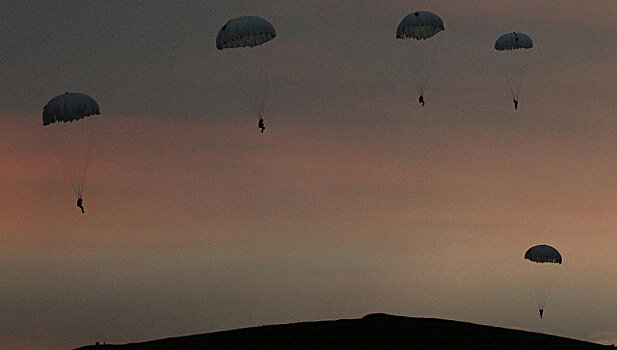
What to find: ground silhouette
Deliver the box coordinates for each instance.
[74,313,613,350]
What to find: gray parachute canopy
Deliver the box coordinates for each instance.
[42,92,100,126]
[216,16,276,50]
[495,32,533,50]
[396,11,445,40]
[525,245,562,264]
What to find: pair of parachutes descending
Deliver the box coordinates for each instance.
[396,11,533,109]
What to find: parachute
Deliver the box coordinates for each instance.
[494,32,534,109]
[525,245,561,264]
[42,92,100,200]
[217,16,276,132]
[524,244,562,319]
[396,11,445,106]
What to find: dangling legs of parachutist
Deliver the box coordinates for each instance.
[77,198,85,213]
[513,99,518,110]
[419,95,425,107]
[258,118,265,133]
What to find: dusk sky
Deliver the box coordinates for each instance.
[2,1,617,349]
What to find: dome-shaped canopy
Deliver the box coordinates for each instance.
[396,11,445,40]
[495,32,533,50]
[42,92,100,126]
[525,244,562,264]
[216,16,276,50]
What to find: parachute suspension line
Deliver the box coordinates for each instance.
[399,37,441,98]
[230,57,260,119]
[55,123,81,199]
[61,151,80,199]
[528,262,558,312]
[500,53,514,101]
[514,50,531,101]
[419,43,439,96]
[258,48,273,121]
[529,263,543,309]
[78,118,92,199]
[506,56,517,101]
[61,117,93,200]
[76,122,85,198]
[227,46,272,128]
[504,56,518,101]
[400,41,422,97]
[500,49,532,102]
[229,48,270,121]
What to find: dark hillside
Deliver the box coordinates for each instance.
[75,313,613,350]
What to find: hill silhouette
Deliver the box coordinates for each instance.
[74,313,613,350]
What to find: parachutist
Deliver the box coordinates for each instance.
[77,198,85,213]
[539,308,543,319]
[258,118,265,133]
[419,95,425,106]
[513,99,518,110]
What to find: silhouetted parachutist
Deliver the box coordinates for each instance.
[77,197,85,213]
[258,117,265,133]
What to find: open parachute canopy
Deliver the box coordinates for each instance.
[524,244,562,264]
[42,92,100,126]
[396,11,445,40]
[495,32,533,51]
[216,16,276,50]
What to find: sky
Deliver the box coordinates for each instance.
[2,0,617,349]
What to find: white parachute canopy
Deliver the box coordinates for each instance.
[396,11,445,103]
[42,92,101,199]
[217,16,276,128]
[494,32,534,107]
[524,244,562,316]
